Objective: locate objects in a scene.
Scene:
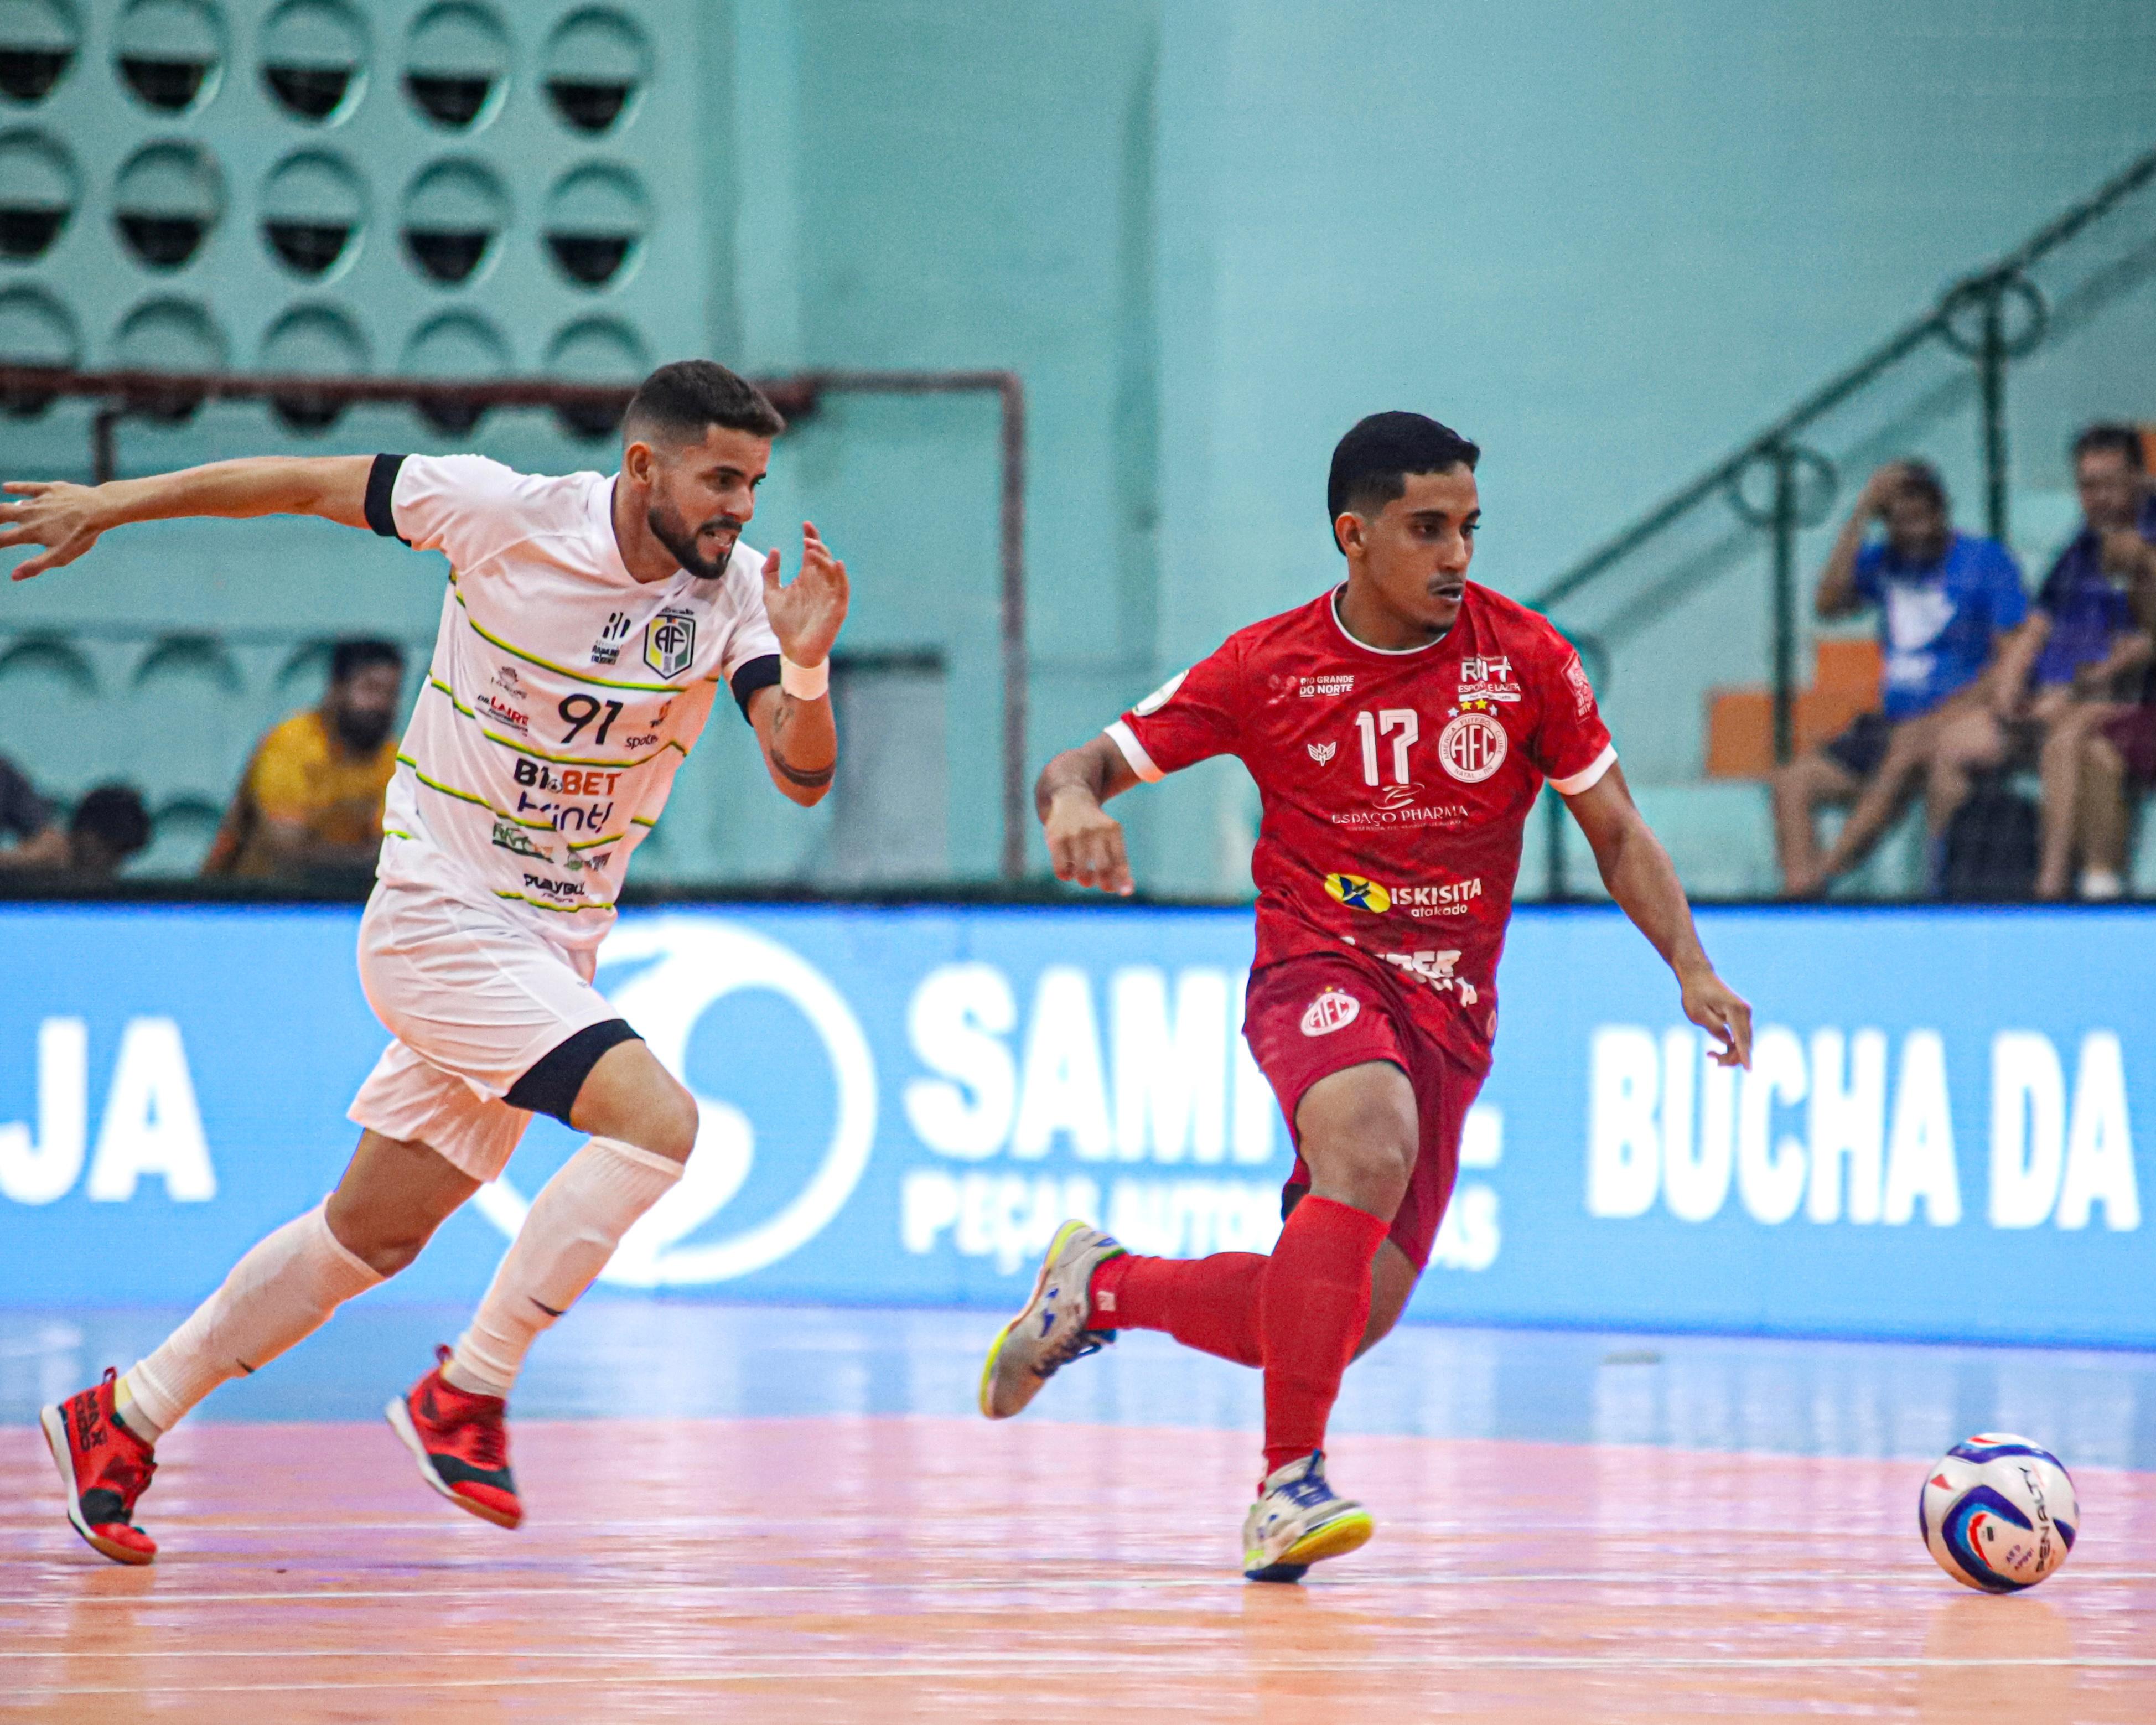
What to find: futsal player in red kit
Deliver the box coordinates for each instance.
[979,412,1754,1580]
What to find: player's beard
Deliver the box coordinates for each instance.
[646,499,741,581]
[332,704,393,753]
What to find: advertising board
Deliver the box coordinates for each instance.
[1,902,2146,1346]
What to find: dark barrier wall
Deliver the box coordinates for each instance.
[0,903,2145,1346]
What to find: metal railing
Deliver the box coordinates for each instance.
[1530,141,2156,768]
[0,362,1033,880]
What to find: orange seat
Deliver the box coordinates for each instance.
[1706,638,1883,779]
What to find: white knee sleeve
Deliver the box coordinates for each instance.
[449,1136,682,1397]
[127,1201,382,1437]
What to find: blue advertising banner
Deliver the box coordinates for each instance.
[0,902,2148,1346]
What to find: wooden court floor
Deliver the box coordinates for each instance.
[5,1414,2154,1721]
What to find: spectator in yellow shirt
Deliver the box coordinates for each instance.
[205,638,404,878]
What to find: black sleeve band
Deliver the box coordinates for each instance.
[504,1018,643,1126]
[729,653,784,722]
[364,454,408,542]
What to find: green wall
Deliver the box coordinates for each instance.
[1,0,2151,888]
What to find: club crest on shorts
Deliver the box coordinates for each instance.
[1300,987,1361,1037]
[644,609,697,679]
[1438,711,1507,782]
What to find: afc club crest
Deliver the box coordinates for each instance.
[644,610,697,679]
[1299,987,1362,1037]
[1438,711,1507,783]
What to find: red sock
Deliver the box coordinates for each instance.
[1258,1195,1388,1479]
[1089,1252,1264,1367]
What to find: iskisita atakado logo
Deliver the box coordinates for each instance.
[471,917,878,1286]
[1324,872,1392,914]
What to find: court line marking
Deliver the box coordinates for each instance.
[12,1568,2156,1612]
[13,1655,2156,1701]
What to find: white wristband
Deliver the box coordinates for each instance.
[780,656,829,700]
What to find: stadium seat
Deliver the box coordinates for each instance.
[1705,637,1883,779]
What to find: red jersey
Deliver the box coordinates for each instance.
[1108,581,1615,1075]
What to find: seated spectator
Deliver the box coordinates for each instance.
[0,771,151,878]
[1775,460,2026,895]
[61,784,152,877]
[203,638,404,878]
[0,750,66,867]
[2049,427,2156,898]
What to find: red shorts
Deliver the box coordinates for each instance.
[1243,947,1485,1272]
[2103,703,2156,788]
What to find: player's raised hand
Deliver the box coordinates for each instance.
[1682,969,1753,1069]
[762,521,849,667]
[1044,787,1134,897]
[0,481,108,581]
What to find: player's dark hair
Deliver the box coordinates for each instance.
[1328,411,1481,554]
[69,784,149,858]
[624,359,786,447]
[1894,459,1948,513]
[2072,423,2146,474]
[329,637,405,684]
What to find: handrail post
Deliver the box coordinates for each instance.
[1980,282,2009,543]
[996,374,1028,882]
[1770,442,1799,765]
[91,405,122,485]
[1543,785,1567,902]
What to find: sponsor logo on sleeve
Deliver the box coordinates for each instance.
[644,610,698,679]
[1564,653,1595,717]
[1299,987,1362,1037]
[520,872,585,903]
[1438,711,1508,782]
[1132,669,1189,717]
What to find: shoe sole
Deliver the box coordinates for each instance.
[383,1396,522,1531]
[1245,1509,1375,1583]
[39,1403,154,1567]
[977,1218,1096,1421]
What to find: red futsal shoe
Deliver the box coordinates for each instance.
[386,1346,523,1530]
[42,1369,158,1566]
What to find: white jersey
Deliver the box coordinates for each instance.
[366,453,781,954]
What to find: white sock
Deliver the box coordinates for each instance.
[2080,868,2124,902]
[120,1201,382,1444]
[447,1137,682,1398]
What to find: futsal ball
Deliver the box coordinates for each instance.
[1919,1433,2079,1592]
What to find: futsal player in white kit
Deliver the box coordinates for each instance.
[7,362,849,1564]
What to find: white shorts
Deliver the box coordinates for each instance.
[348,879,620,1181]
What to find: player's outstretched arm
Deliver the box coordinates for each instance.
[1566,762,1753,1069]
[749,521,848,807]
[0,456,374,581]
[1036,735,1140,895]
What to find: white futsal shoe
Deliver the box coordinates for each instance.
[978,1220,1125,1420]
[1242,1452,1375,1582]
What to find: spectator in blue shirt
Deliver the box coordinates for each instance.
[1776,460,2027,895]
[2026,425,2156,897]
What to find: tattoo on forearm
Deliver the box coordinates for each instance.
[769,693,835,789]
[771,752,836,789]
